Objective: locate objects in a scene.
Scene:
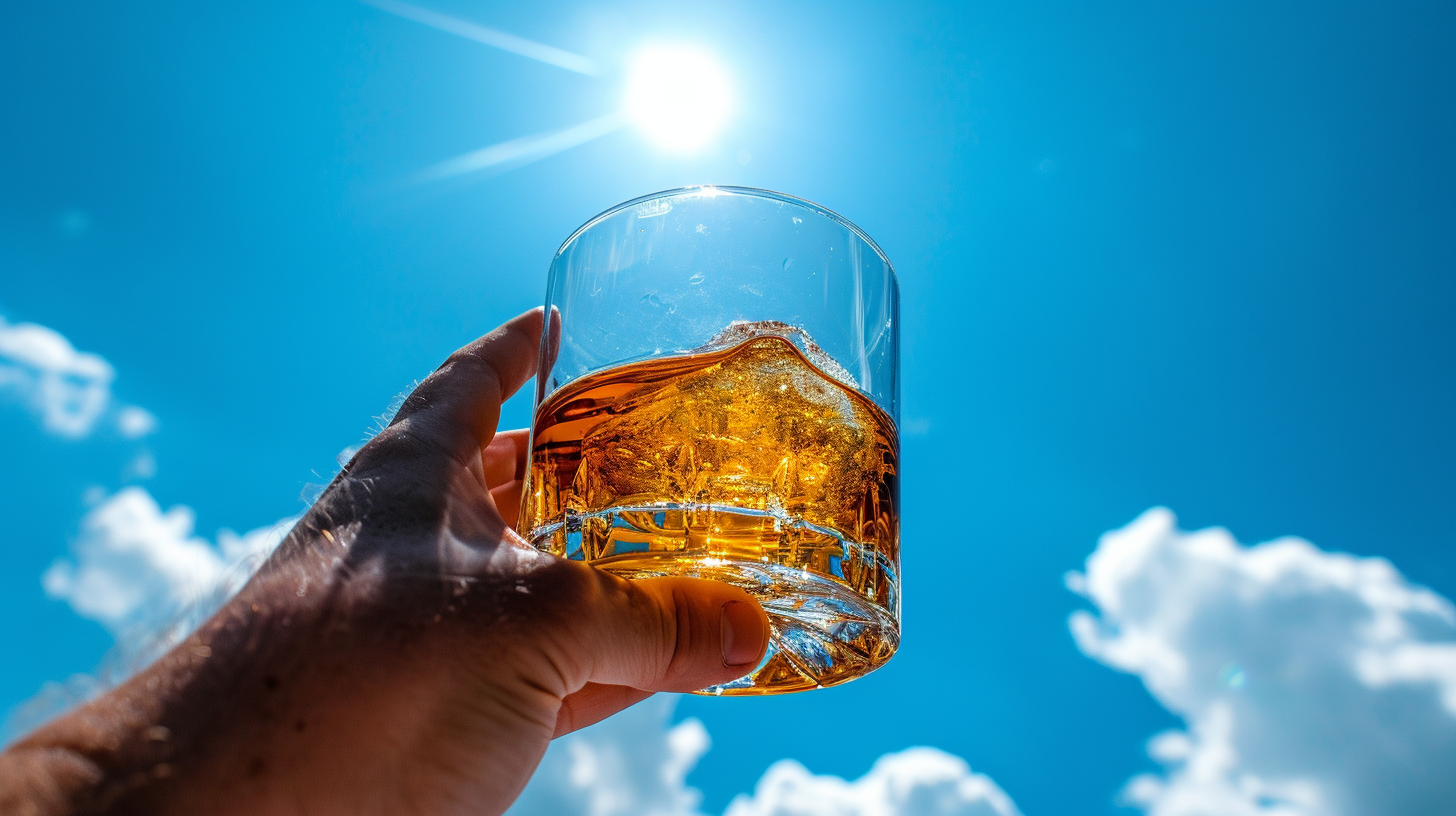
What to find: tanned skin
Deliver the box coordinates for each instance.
[0,309,769,816]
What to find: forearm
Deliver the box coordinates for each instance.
[0,514,536,816]
[0,554,335,815]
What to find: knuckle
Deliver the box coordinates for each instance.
[318,435,455,525]
[442,351,505,399]
[355,423,434,466]
[508,561,610,689]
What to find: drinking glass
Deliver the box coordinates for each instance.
[517,186,899,694]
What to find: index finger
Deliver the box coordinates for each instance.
[389,308,544,464]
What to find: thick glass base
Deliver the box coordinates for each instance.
[524,504,900,695]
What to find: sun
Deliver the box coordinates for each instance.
[624,46,734,153]
[366,2,741,174]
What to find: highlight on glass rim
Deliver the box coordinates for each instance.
[2,4,1451,816]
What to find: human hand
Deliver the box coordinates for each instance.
[1,308,769,816]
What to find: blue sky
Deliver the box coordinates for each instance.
[2,2,1453,815]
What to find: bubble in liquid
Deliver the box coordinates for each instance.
[699,320,860,392]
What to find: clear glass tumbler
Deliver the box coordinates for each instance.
[517,186,900,694]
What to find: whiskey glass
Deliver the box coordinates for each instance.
[517,186,899,694]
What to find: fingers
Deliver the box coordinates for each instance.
[482,429,529,489]
[489,480,524,529]
[552,684,654,738]
[553,571,770,695]
[481,429,529,526]
[390,309,544,465]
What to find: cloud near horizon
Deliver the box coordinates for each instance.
[721,748,1021,816]
[507,696,1021,816]
[0,315,156,439]
[1068,508,1456,816]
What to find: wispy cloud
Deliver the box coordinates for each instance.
[415,112,626,181]
[358,0,598,75]
[358,0,620,182]
[0,316,156,440]
[1069,508,1456,816]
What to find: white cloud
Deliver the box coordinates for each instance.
[0,315,156,439]
[6,487,295,742]
[507,696,1020,816]
[1069,508,1456,816]
[724,748,1021,816]
[115,405,158,439]
[508,696,710,816]
[42,486,294,644]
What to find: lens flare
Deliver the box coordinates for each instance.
[625,46,733,152]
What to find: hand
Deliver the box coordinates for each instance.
[0,308,770,816]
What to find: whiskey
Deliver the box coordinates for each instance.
[518,324,900,694]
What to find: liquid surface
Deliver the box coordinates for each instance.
[517,326,900,694]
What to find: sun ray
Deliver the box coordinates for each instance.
[359,0,597,75]
[414,113,626,182]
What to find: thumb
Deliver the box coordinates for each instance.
[560,570,771,694]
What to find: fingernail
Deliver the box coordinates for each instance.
[721,600,765,666]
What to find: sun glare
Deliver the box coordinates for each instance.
[625,46,733,153]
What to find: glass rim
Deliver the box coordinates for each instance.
[553,185,899,288]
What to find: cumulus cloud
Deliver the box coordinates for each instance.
[724,748,1021,816]
[42,487,294,643]
[1068,508,1456,816]
[508,697,1020,816]
[6,487,295,742]
[508,695,711,816]
[0,315,156,439]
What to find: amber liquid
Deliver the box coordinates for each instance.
[517,327,900,694]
